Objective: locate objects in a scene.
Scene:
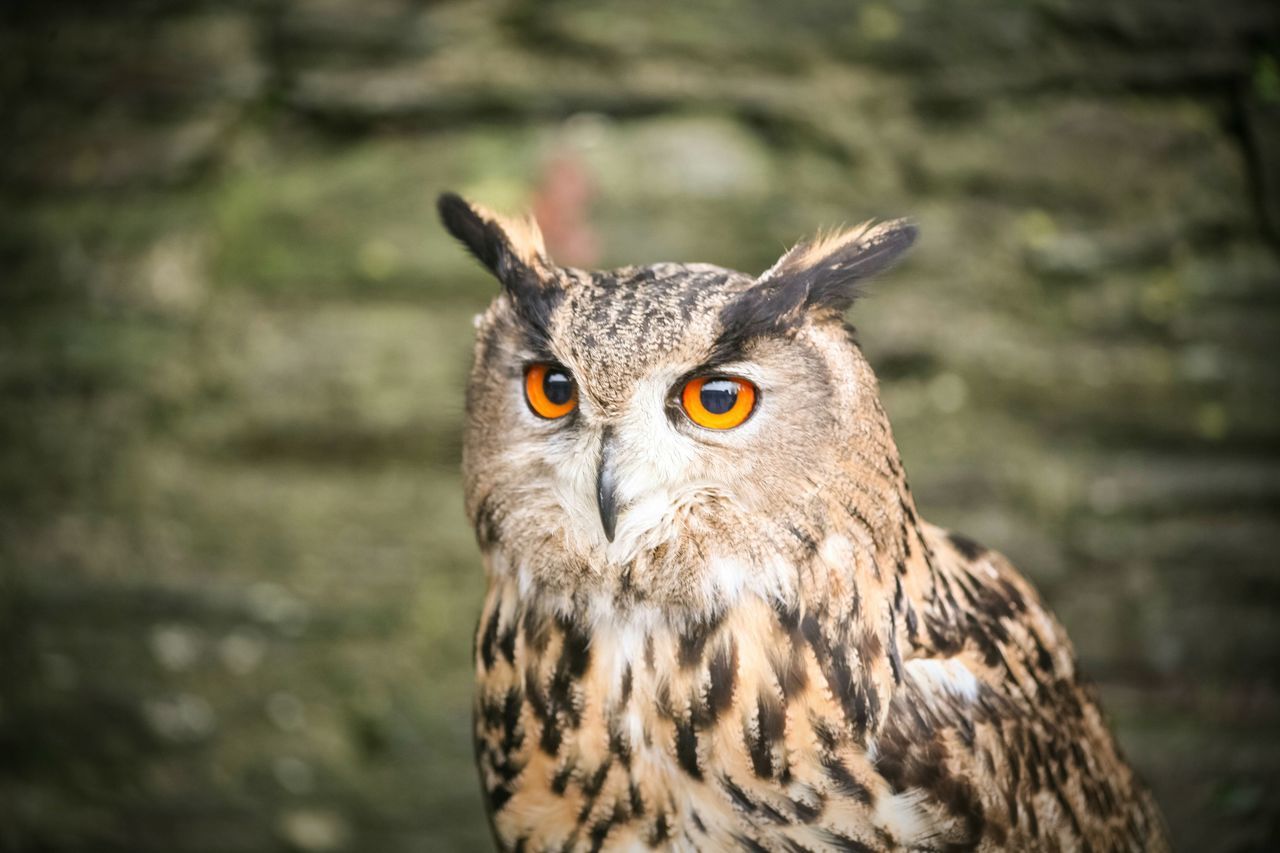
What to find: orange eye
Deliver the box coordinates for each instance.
[681,376,756,430]
[524,363,577,419]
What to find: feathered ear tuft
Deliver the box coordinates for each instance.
[719,218,917,347]
[764,218,917,304]
[437,192,549,281]
[437,192,560,342]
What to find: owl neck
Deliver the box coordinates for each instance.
[800,396,967,670]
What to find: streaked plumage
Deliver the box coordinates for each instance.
[440,193,1168,852]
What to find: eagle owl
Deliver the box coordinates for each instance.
[439,193,1168,852]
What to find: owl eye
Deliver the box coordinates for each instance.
[524,363,578,419]
[680,376,757,430]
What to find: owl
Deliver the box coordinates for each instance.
[439,192,1169,852]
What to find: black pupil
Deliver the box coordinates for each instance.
[699,379,739,415]
[543,370,574,406]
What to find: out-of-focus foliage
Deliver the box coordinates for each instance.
[1,0,1278,850]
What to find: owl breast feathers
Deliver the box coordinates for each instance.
[440,193,1168,852]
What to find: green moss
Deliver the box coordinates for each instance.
[209,133,544,301]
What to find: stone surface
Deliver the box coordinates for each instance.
[1,1,1278,851]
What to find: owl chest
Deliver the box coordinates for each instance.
[472,594,896,851]
[474,622,738,848]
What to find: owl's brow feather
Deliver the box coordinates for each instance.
[508,283,562,357]
[519,327,560,365]
[705,296,809,366]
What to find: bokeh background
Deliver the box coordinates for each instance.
[2,1,1279,851]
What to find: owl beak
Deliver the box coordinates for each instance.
[596,429,619,542]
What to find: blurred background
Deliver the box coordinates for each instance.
[2,1,1279,851]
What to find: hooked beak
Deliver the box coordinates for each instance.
[596,427,619,542]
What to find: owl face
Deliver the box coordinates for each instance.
[441,194,915,609]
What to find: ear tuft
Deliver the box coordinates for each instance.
[761,218,917,307]
[438,192,501,272]
[718,218,916,350]
[437,192,561,344]
[436,191,549,281]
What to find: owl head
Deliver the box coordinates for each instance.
[440,193,916,612]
